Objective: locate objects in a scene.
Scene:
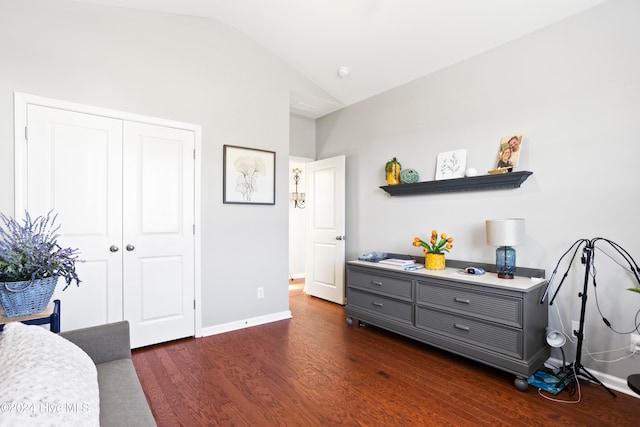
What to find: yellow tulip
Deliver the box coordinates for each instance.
[447,237,454,243]
[441,233,447,240]
[446,243,453,249]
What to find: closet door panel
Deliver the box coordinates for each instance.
[122,121,195,348]
[26,105,124,330]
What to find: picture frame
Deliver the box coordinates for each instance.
[435,149,467,180]
[223,145,275,205]
[495,133,523,170]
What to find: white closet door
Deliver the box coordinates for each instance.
[122,122,195,348]
[23,103,196,347]
[26,105,124,329]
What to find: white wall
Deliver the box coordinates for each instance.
[317,0,640,388]
[0,0,331,331]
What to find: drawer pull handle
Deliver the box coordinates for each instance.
[372,301,383,308]
[371,281,383,286]
[454,323,470,331]
[454,297,471,304]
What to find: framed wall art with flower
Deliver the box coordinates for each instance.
[223,145,276,205]
[435,149,467,180]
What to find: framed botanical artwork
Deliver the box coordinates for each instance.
[223,145,276,205]
[435,149,467,180]
[495,133,523,170]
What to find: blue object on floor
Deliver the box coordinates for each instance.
[527,370,569,395]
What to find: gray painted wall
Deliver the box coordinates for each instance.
[289,114,316,159]
[317,0,640,386]
[0,0,329,329]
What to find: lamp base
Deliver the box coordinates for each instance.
[495,246,516,279]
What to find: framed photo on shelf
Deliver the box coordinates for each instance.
[223,145,275,205]
[495,133,523,170]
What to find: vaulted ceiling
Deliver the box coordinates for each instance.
[69,0,608,118]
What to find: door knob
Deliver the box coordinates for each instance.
[109,245,119,252]
[126,244,135,251]
[336,235,346,241]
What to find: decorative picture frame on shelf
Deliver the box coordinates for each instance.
[495,133,523,170]
[223,145,276,205]
[435,149,467,180]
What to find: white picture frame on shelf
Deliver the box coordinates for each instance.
[435,149,467,180]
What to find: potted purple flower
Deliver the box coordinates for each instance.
[0,211,82,317]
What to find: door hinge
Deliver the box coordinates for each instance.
[193,149,196,160]
[24,126,28,141]
[193,224,195,235]
[193,299,196,310]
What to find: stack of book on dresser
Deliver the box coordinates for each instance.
[377,258,415,266]
[377,257,424,271]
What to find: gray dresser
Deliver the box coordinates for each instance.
[345,260,549,390]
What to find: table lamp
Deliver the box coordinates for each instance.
[486,218,525,279]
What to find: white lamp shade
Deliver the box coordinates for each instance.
[486,218,525,246]
[545,327,566,348]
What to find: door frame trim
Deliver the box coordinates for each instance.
[13,92,203,338]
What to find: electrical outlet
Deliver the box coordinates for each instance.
[630,334,640,353]
[572,321,581,339]
[257,287,264,299]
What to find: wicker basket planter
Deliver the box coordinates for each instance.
[0,276,58,318]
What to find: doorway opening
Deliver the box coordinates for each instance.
[288,157,312,282]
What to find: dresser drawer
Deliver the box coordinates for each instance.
[416,306,522,358]
[416,280,522,327]
[348,268,413,301]
[347,288,413,324]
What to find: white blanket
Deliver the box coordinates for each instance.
[0,322,99,426]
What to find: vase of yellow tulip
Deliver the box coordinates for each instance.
[413,230,454,270]
[425,253,446,270]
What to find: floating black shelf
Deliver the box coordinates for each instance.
[380,171,533,196]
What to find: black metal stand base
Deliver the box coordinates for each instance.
[558,363,616,397]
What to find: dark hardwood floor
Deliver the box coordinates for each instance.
[133,279,640,426]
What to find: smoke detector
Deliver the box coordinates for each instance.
[337,66,350,78]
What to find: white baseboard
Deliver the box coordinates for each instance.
[289,273,305,280]
[545,357,639,398]
[200,310,292,337]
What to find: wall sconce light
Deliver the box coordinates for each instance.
[290,168,305,209]
[486,218,525,279]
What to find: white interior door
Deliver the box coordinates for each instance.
[25,105,124,329]
[19,99,196,347]
[305,156,346,304]
[123,122,195,348]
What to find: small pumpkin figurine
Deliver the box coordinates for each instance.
[385,157,401,185]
